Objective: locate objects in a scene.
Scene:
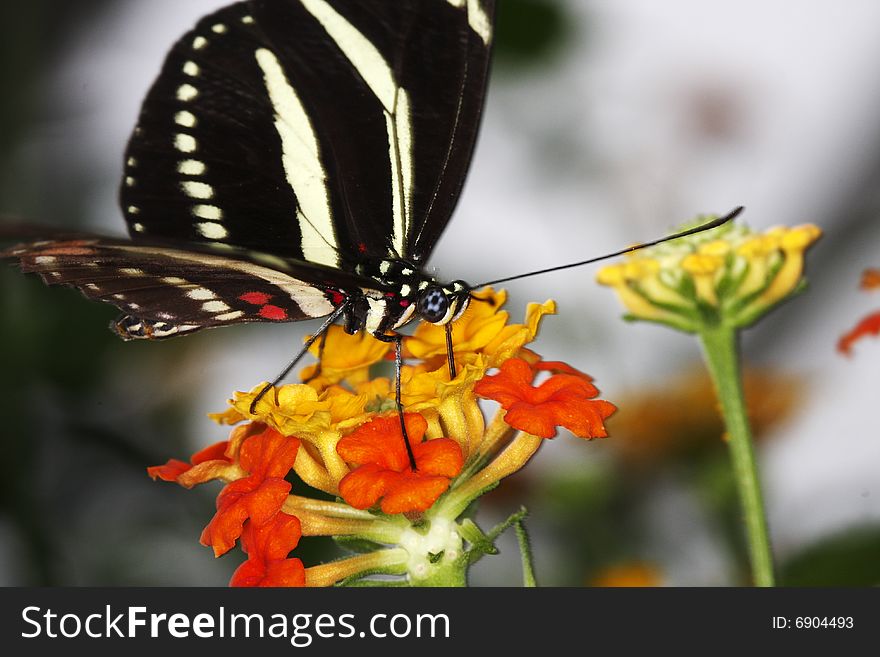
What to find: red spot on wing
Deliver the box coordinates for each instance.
[240,292,273,306]
[328,290,346,306]
[357,242,367,253]
[259,304,288,321]
[41,246,95,256]
[400,299,410,307]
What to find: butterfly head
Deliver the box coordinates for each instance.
[414,280,471,326]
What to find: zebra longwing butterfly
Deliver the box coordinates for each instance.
[3,0,495,355]
[1,0,737,451]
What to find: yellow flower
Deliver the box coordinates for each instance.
[596,216,822,331]
[300,325,392,389]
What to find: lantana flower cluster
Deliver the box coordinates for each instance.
[596,219,822,332]
[149,288,616,586]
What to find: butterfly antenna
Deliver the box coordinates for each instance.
[250,301,350,414]
[472,206,743,289]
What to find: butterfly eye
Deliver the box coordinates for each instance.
[416,286,450,324]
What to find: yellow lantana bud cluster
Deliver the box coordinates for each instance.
[596,217,822,332]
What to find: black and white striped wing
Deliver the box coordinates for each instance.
[121,0,496,270]
[3,238,342,339]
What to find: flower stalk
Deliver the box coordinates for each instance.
[699,324,774,586]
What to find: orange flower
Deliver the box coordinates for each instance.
[147,440,230,482]
[861,268,880,290]
[230,513,305,587]
[838,267,880,356]
[336,414,463,514]
[200,426,300,556]
[474,358,617,439]
[838,311,880,355]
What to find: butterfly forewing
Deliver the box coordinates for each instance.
[121,0,496,270]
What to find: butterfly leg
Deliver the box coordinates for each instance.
[371,331,418,471]
[393,334,419,471]
[445,322,456,380]
[301,329,328,384]
[250,301,350,414]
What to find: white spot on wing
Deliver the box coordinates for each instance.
[127,205,140,215]
[202,300,231,313]
[193,204,223,220]
[177,84,199,102]
[197,222,228,239]
[175,111,197,128]
[35,256,56,264]
[186,288,216,301]
[161,277,187,285]
[178,159,206,176]
[193,36,208,50]
[175,134,197,153]
[181,181,214,199]
[216,310,245,321]
[212,23,227,34]
[183,61,200,76]
[254,48,338,268]
[119,268,146,276]
[242,16,255,24]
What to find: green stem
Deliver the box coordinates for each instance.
[515,519,537,587]
[699,324,775,586]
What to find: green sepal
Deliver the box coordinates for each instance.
[732,279,809,328]
[333,535,387,555]
[459,518,499,559]
[336,562,409,587]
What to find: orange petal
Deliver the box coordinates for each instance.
[230,555,305,587]
[338,464,401,510]
[473,358,535,408]
[838,311,880,355]
[380,473,452,514]
[147,459,192,482]
[200,478,292,556]
[476,358,616,439]
[238,427,300,479]
[241,512,302,561]
[336,414,426,470]
[412,438,464,477]
[147,440,234,484]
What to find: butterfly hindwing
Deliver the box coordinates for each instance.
[3,238,342,338]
